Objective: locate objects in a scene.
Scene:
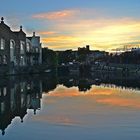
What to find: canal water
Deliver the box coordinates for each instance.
[1,74,140,140]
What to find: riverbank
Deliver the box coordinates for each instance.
[91,63,140,74]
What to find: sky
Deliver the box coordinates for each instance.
[1,0,140,51]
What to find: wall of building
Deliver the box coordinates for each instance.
[0,17,42,75]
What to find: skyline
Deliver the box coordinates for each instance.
[1,0,140,51]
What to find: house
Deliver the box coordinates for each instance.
[0,17,42,75]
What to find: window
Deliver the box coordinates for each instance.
[0,38,5,50]
[26,42,30,52]
[1,102,5,113]
[13,56,17,65]
[21,44,24,50]
[10,40,15,49]
[10,40,15,63]
[3,87,7,96]
[0,55,2,64]
[20,41,25,54]
[27,84,31,90]
[35,48,39,52]
[20,56,25,66]
[3,55,7,64]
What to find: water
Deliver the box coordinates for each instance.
[1,73,140,140]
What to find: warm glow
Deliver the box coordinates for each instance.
[46,85,140,109]
[39,31,57,35]
[97,98,140,108]
[33,9,140,51]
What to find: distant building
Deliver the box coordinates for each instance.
[77,45,108,63]
[78,45,90,52]
[0,17,42,75]
[87,50,108,62]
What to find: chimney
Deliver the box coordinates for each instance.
[20,25,22,31]
[1,17,4,24]
[33,32,36,36]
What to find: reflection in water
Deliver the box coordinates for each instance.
[0,76,43,135]
[0,73,140,136]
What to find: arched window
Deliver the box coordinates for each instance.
[20,41,25,54]
[26,42,30,52]
[10,40,15,63]
[0,38,5,50]
[3,87,7,96]
[10,40,15,49]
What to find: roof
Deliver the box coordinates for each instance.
[27,37,32,40]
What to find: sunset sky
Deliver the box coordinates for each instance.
[1,0,140,51]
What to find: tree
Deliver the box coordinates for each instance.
[42,48,58,67]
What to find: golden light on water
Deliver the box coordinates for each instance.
[45,85,140,109]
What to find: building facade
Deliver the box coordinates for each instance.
[0,17,42,75]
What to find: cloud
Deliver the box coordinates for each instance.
[32,9,140,51]
[41,35,82,49]
[3,15,23,31]
[33,115,81,126]
[33,9,79,20]
[97,98,140,108]
[39,31,57,35]
[42,35,78,43]
[46,85,140,109]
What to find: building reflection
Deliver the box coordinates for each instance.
[1,72,140,135]
[0,76,43,135]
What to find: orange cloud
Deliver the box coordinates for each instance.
[87,88,115,96]
[42,35,78,43]
[50,18,140,50]
[39,31,57,35]
[33,9,140,51]
[47,85,120,97]
[33,9,78,20]
[45,85,140,109]
[97,98,140,108]
[41,35,81,49]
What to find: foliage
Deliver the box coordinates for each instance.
[42,48,58,67]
